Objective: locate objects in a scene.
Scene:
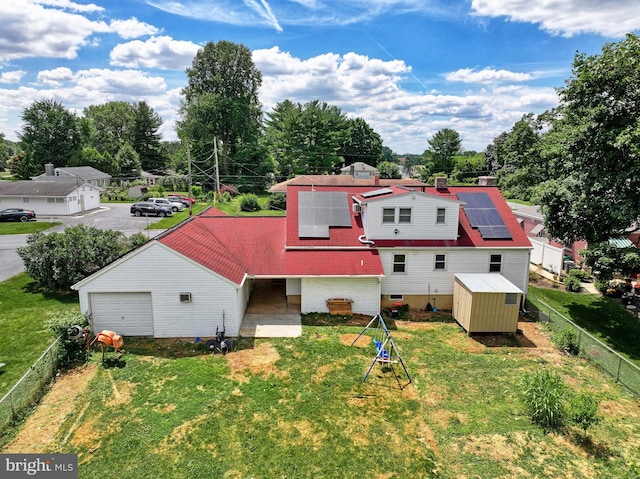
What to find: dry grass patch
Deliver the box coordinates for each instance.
[312,359,347,383]
[2,363,98,453]
[340,333,370,347]
[225,342,286,383]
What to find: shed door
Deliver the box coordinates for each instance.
[90,292,153,336]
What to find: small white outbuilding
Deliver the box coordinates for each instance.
[453,273,523,335]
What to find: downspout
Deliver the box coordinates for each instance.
[358,235,375,245]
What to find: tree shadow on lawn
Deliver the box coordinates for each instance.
[22,281,79,304]
[564,298,640,361]
[123,336,257,359]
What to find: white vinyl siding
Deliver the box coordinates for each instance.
[301,277,380,315]
[76,242,242,337]
[379,248,530,297]
[364,193,460,240]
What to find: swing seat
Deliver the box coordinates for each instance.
[374,339,394,362]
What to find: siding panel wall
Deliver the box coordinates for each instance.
[301,277,380,315]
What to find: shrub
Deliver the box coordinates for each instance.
[568,269,590,281]
[266,194,286,211]
[518,370,567,432]
[564,276,582,293]
[567,392,601,437]
[552,327,580,355]
[240,194,261,212]
[46,312,89,370]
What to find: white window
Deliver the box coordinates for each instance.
[436,208,446,224]
[435,254,446,270]
[398,208,412,223]
[393,254,406,273]
[22,198,29,203]
[489,254,502,272]
[383,208,395,224]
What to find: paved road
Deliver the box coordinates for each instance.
[0,204,167,283]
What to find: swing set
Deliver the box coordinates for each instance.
[350,313,412,389]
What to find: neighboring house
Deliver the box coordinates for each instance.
[72,177,531,338]
[33,164,111,189]
[0,180,101,215]
[269,174,427,194]
[510,203,587,273]
[340,162,378,179]
[141,170,160,187]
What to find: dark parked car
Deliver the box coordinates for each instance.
[0,208,36,222]
[130,202,173,217]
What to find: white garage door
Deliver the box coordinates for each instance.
[90,292,153,336]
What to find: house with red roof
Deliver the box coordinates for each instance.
[72,178,531,338]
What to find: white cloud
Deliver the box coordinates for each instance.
[35,0,104,13]
[0,70,26,84]
[0,0,110,61]
[110,36,200,70]
[471,0,640,38]
[37,67,75,86]
[446,67,532,84]
[109,17,161,39]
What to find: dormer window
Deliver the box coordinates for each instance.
[398,208,412,223]
[382,208,395,224]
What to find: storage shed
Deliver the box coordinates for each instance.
[453,273,523,335]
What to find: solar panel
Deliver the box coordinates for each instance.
[298,191,351,238]
[458,192,512,240]
[361,188,393,198]
[478,225,512,239]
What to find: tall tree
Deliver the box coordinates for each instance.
[425,128,462,173]
[83,101,136,159]
[179,40,263,178]
[264,100,349,178]
[537,33,640,244]
[340,117,383,166]
[132,101,165,173]
[19,99,81,170]
[115,142,141,179]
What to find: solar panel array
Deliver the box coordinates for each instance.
[361,187,393,198]
[457,192,512,240]
[298,191,351,238]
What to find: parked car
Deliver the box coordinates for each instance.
[167,193,196,205]
[130,202,173,217]
[0,208,36,222]
[147,197,185,212]
[167,195,191,208]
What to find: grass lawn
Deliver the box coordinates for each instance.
[213,194,285,217]
[527,285,640,366]
[0,221,61,235]
[2,319,640,478]
[145,202,210,230]
[0,273,79,395]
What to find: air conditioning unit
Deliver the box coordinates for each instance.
[352,203,362,213]
[179,292,192,303]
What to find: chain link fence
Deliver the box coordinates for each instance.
[528,300,640,397]
[0,337,61,434]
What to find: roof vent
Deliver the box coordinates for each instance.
[435,176,447,190]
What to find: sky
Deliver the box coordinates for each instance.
[0,1,639,154]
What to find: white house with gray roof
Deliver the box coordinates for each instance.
[32,164,111,189]
[0,180,101,215]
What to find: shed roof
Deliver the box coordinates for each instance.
[454,273,523,294]
[0,180,92,197]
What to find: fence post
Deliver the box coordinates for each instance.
[616,356,622,383]
[577,329,582,349]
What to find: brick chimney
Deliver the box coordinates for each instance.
[435,176,447,190]
[373,173,380,186]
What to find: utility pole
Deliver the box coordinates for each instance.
[187,141,193,216]
[213,137,220,205]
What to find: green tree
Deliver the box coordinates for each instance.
[425,128,462,173]
[179,40,263,179]
[115,142,142,179]
[19,99,81,170]
[264,100,349,178]
[581,241,640,281]
[83,101,136,159]
[377,160,401,179]
[7,151,38,179]
[69,147,119,177]
[133,101,166,173]
[340,117,383,166]
[537,33,640,244]
[0,133,8,170]
[17,225,147,291]
[381,146,395,163]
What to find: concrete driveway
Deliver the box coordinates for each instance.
[0,204,167,283]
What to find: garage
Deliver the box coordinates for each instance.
[89,292,153,336]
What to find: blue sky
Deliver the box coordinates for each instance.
[1,1,639,154]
